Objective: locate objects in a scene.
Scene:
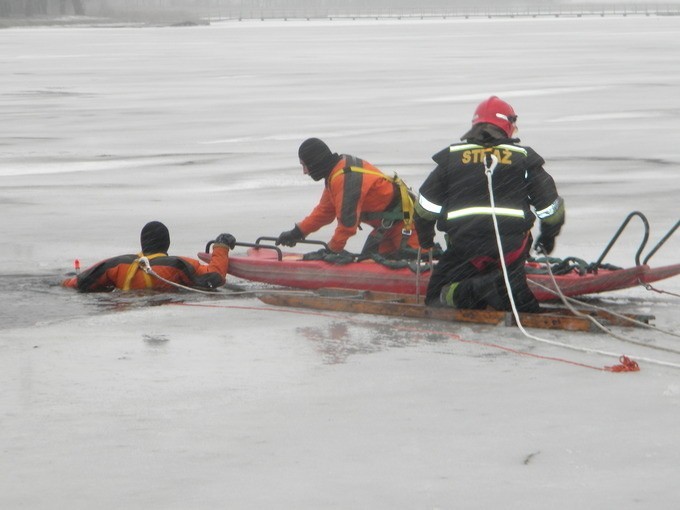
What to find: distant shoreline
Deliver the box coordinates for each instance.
[2,6,680,30]
[0,16,210,29]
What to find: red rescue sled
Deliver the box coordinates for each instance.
[221,247,678,302]
[207,213,679,301]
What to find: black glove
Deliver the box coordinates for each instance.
[534,234,555,255]
[276,225,304,247]
[534,221,561,255]
[214,233,236,250]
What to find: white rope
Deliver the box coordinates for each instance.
[138,257,220,295]
[482,156,680,369]
[138,257,313,297]
[529,279,680,340]
[640,280,680,299]
[537,263,680,355]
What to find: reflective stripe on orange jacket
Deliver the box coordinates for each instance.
[297,155,419,253]
[62,245,229,292]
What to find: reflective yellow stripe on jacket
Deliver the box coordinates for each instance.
[446,206,525,221]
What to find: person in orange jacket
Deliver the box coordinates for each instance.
[62,221,235,292]
[276,138,423,262]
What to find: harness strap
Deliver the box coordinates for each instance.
[329,158,415,230]
[122,252,166,291]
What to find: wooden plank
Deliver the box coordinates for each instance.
[317,288,654,327]
[257,289,654,333]
[258,293,594,331]
[328,288,654,327]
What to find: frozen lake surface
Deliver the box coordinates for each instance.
[1,16,680,509]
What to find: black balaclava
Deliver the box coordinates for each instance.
[140,221,170,254]
[298,138,341,181]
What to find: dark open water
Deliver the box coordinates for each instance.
[0,274,229,330]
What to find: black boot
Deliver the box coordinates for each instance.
[470,270,507,310]
[442,270,506,310]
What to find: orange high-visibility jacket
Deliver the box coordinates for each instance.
[297,155,420,253]
[62,244,229,292]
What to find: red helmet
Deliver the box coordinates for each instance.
[471,96,517,137]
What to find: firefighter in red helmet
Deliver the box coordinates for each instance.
[414,96,565,312]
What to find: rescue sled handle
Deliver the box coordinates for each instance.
[594,212,678,267]
[643,219,679,266]
[205,239,285,260]
[594,211,649,268]
[205,237,330,262]
[255,236,329,250]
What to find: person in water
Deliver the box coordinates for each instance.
[414,96,565,312]
[62,221,236,292]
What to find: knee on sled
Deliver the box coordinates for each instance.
[439,270,539,313]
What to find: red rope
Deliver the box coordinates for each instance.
[605,355,640,372]
[395,323,608,372]
[171,301,640,373]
